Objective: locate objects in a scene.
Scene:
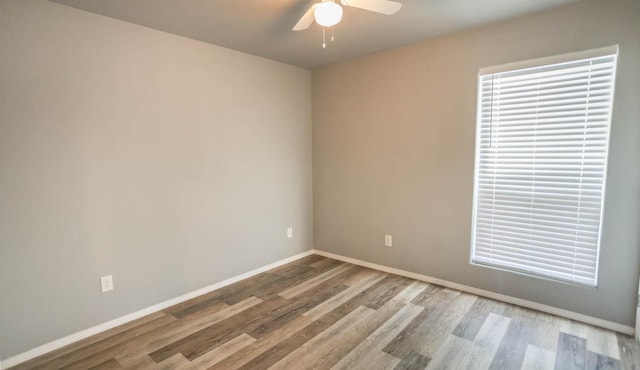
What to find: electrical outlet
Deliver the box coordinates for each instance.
[287,227,293,239]
[385,234,393,247]
[100,275,114,293]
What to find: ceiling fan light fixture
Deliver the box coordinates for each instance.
[314,1,343,27]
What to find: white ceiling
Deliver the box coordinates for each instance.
[50,0,582,69]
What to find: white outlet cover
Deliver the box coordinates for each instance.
[100,275,114,293]
[385,234,393,247]
[287,227,293,238]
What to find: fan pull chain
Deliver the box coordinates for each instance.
[331,27,335,42]
[323,27,326,48]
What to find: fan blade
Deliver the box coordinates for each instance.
[341,0,401,15]
[292,4,317,31]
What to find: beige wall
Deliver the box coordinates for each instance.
[0,0,312,358]
[313,0,640,327]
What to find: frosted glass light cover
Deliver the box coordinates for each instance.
[314,2,343,27]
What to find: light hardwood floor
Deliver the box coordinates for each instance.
[12,255,640,369]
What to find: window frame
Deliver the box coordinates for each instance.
[469,45,619,287]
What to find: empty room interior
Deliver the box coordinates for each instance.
[1,0,640,369]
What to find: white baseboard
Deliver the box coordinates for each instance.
[312,249,635,336]
[636,280,640,341]
[2,250,314,369]
[636,305,640,341]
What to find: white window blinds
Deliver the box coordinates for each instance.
[470,46,618,287]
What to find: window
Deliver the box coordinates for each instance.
[470,46,618,287]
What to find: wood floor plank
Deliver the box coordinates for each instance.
[616,333,640,370]
[473,312,511,359]
[268,254,325,273]
[121,356,158,370]
[72,312,217,368]
[427,312,510,370]
[187,333,255,369]
[558,317,590,341]
[365,275,414,310]
[554,332,587,370]
[366,352,403,370]
[149,296,286,362]
[384,293,450,360]
[269,305,379,369]
[489,306,537,370]
[163,273,275,318]
[10,311,173,370]
[153,270,353,363]
[327,274,418,317]
[267,261,313,278]
[236,263,355,310]
[87,358,123,370]
[14,313,178,370]
[442,288,461,295]
[528,311,561,352]
[586,351,622,370]
[226,274,401,370]
[393,350,431,370]
[291,282,427,369]
[587,325,621,360]
[303,270,386,321]
[167,258,327,319]
[278,263,352,299]
[250,282,427,370]
[409,283,441,305]
[332,303,424,370]
[390,282,430,306]
[155,353,190,370]
[452,297,505,341]
[297,253,327,265]
[424,335,472,370]
[115,297,261,368]
[211,273,282,306]
[385,290,476,360]
[207,315,313,370]
[252,263,348,300]
[164,255,320,316]
[336,351,400,370]
[246,282,349,339]
[231,316,326,370]
[521,344,556,370]
[309,256,342,270]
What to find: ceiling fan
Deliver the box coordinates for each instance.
[293,0,402,47]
